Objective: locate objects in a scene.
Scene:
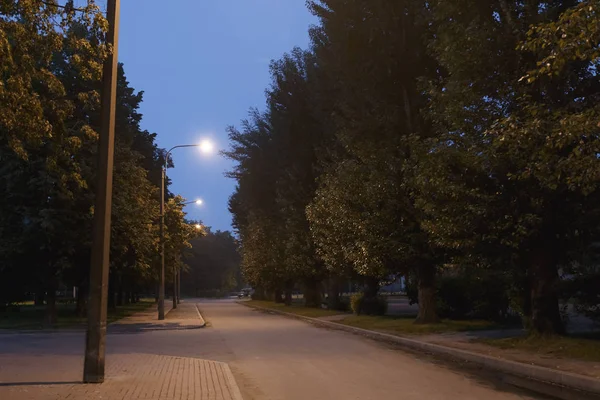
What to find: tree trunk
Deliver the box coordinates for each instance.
[124,290,131,305]
[76,284,88,318]
[364,277,379,298]
[44,289,57,327]
[415,263,439,324]
[303,278,321,307]
[284,280,293,306]
[108,273,116,310]
[34,291,45,306]
[274,288,284,303]
[529,248,564,335]
[326,277,342,310]
[116,289,123,307]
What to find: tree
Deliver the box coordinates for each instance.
[416,0,600,334]
[182,229,242,296]
[226,49,329,306]
[306,0,441,322]
[0,0,106,321]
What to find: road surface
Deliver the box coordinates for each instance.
[0,299,544,399]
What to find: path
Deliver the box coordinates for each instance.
[0,301,234,400]
[197,299,542,400]
[0,298,547,399]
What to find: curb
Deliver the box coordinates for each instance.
[0,328,85,334]
[221,363,244,400]
[194,303,207,328]
[241,302,600,400]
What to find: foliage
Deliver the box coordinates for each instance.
[350,293,388,316]
[435,268,511,321]
[182,229,242,296]
[0,3,195,325]
[413,0,600,334]
[225,49,328,305]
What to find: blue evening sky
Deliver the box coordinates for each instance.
[116,1,316,232]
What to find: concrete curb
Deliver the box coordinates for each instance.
[241,302,600,399]
[194,303,207,327]
[221,363,245,400]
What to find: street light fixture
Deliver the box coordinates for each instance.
[199,139,214,154]
[183,199,203,206]
[173,198,204,305]
[158,140,213,319]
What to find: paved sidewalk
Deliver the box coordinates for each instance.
[110,301,205,332]
[0,353,242,400]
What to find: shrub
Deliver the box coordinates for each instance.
[405,267,511,321]
[562,271,600,324]
[328,296,350,312]
[351,293,388,315]
[436,270,510,321]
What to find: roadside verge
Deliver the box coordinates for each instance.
[240,301,600,400]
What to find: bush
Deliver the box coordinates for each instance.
[405,268,511,321]
[350,293,388,315]
[436,270,510,321]
[562,272,600,323]
[328,296,350,312]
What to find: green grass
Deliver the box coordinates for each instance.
[338,315,500,336]
[0,298,154,330]
[480,334,600,362]
[245,300,347,318]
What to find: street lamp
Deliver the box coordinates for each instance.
[183,199,203,206]
[158,140,213,319]
[175,199,203,304]
[84,0,120,384]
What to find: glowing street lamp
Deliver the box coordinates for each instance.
[199,139,214,154]
[183,199,203,206]
[158,140,214,318]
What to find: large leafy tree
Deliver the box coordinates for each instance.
[416,0,600,334]
[305,0,441,322]
[0,2,184,327]
[0,0,106,319]
[227,49,328,306]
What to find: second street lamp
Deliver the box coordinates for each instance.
[175,199,203,305]
[158,142,212,320]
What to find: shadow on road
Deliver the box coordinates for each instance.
[0,381,81,387]
[107,322,203,334]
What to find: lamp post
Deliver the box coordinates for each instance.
[158,141,212,319]
[83,0,120,384]
[175,199,203,304]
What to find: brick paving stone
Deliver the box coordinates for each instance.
[0,353,242,400]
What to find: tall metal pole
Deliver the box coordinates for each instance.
[177,268,181,304]
[159,144,201,319]
[83,0,120,384]
[172,265,177,309]
[158,166,166,320]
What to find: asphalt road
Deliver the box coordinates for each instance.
[0,299,546,400]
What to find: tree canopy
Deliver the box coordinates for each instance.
[226,0,600,334]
